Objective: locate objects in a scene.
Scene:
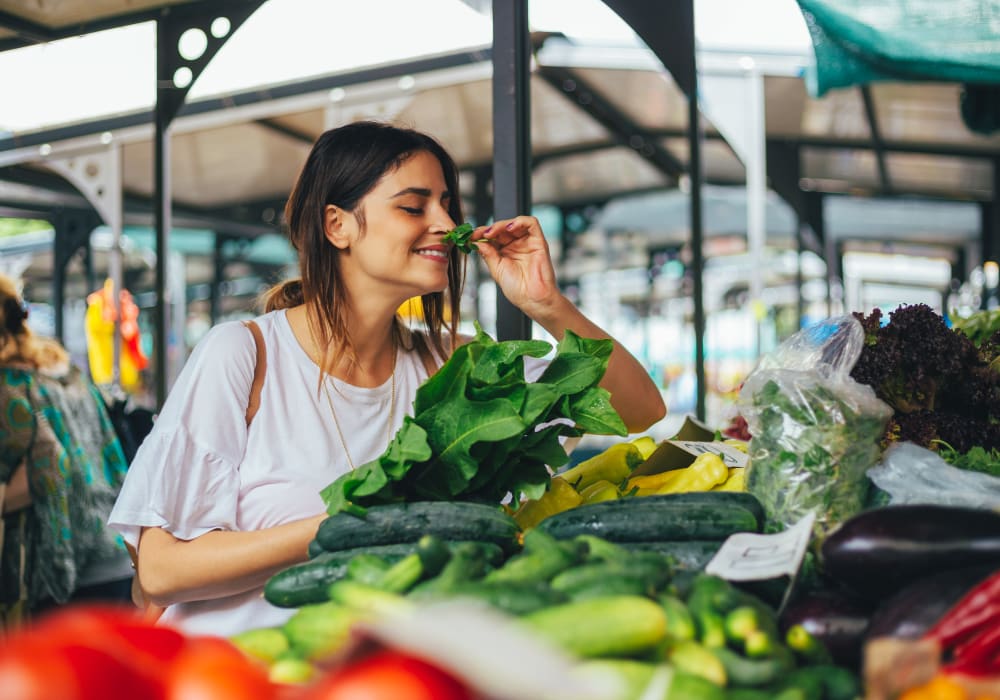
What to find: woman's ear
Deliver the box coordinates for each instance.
[324,204,352,249]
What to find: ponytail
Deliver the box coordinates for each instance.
[262,279,304,312]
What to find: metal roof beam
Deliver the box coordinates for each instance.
[0,1,208,52]
[0,10,55,44]
[860,86,892,193]
[253,119,315,145]
[536,64,685,181]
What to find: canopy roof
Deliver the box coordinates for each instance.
[1,0,996,297]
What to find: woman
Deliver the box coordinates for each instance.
[109,120,665,636]
[0,274,132,627]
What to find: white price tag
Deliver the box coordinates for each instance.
[704,512,816,581]
[667,440,748,468]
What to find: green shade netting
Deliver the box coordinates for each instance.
[796,0,1000,134]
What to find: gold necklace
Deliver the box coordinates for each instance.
[322,344,397,472]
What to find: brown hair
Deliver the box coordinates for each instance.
[262,120,466,368]
[0,273,69,371]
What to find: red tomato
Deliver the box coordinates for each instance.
[0,604,176,700]
[300,649,473,700]
[164,635,277,700]
[0,639,80,700]
[33,604,187,666]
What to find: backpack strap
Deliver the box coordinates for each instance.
[242,320,267,428]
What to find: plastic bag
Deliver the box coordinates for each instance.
[868,441,1000,509]
[737,316,893,538]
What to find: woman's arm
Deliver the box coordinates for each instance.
[136,513,326,607]
[472,216,666,432]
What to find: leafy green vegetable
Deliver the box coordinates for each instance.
[442,222,476,253]
[952,309,1000,348]
[320,322,627,516]
[935,441,1000,478]
[743,377,889,539]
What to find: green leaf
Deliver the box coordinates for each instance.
[567,387,629,436]
[442,222,476,253]
[413,342,474,413]
[470,338,551,386]
[378,418,432,479]
[519,382,562,425]
[537,352,606,395]
[555,329,614,362]
[417,396,527,494]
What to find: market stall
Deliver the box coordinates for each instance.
[3,304,999,700]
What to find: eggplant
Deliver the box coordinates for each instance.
[820,504,1000,602]
[779,590,872,672]
[865,565,997,641]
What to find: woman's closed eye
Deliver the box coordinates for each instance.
[400,206,423,215]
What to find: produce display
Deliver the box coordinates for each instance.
[6,305,1000,699]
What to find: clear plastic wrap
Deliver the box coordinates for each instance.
[737,316,893,538]
[868,441,1000,509]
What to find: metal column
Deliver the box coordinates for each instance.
[491,0,532,341]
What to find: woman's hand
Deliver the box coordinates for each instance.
[472,216,563,320]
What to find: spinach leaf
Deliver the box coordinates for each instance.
[320,321,627,515]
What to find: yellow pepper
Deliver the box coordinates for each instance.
[513,476,582,530]
[578,479,621,503]
[559,442,643,492]
[630,435,659,460]
[657,453,729,494]
[714,467,746,492]
[625,469,686,496]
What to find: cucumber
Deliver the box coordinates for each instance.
[711,647,791,688]
[265,540,496,608]
[523,595,668,658]
[307,538,325,559]
[316,501,521,553]
[667,640,727,686]
[441,580,569,616]
[551,560,671,600]
[264,553,351,608]
[346,554,392,585]
[620,540,723,571]
[410,541,493,594]
[538,494,759,543]
[484,530,586,585]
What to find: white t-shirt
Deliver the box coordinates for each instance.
[108,309,448,637]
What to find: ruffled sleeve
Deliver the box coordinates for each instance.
[108,321,257,549]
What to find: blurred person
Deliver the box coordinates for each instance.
[0,274,132,627]
[110,120,666,636]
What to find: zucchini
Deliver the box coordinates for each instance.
[316,500,521,553]
[523,595,668,658]
[538,494,759,543]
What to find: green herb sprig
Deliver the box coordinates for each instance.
[443,222,476,253]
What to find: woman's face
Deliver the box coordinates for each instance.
[334,150,457,303]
